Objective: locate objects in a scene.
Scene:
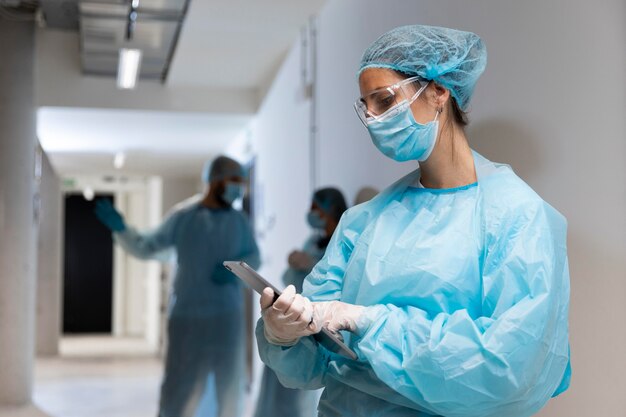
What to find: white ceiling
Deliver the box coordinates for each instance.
[38,107,251,178]
[38,0,327,178]
[167,0,326,89]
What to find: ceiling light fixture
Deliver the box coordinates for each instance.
[117,48,142,89]
[83,187,95,201]
[117,0,142,90]
[113,152,126,169]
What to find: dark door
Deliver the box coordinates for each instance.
[63,194,114,333]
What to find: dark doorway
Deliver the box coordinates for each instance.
[63,194,114,333]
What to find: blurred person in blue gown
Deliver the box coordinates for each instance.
[96,155,260,417]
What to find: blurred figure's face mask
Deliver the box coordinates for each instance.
[222,181,246,205]
[307,210,326,230]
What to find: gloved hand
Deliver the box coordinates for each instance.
[287,250,314,271]
[94,199,126,232]
[260,285,315,346]
[310,301,366,335]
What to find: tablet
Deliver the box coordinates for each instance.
[223,261,358,360]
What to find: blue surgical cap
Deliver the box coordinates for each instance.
[202,156,244,184]
[359,25,487,110]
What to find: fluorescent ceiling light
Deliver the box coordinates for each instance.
[83,187,95,201]
[113,152,126,169]
[117,48,142,90]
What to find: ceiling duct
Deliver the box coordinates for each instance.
[39,0,190,83]
[79,0,190,83]
[39,0,79,30]
[0,0,22,6]
[0,0,39,18]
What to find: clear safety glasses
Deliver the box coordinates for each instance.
[354,76,430,126]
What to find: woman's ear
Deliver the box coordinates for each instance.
[429,83,451,110]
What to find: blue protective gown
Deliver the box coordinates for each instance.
[116,203,260,417]
[257,152,571,417]
[255,235,326,417]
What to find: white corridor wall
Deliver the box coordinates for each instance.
[251,34,313,286]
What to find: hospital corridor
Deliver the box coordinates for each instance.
[1,1,625,417]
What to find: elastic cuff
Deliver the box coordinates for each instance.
[263,325,300,347]
[354,304,388,337]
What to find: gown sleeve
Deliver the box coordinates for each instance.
[114,211,181,260]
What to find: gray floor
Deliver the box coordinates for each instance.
[33,337,162,417]
[32,336,261,417]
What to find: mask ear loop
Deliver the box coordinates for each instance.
[433,107,443,122]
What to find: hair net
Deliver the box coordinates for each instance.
[202,156,244,184]
[313,187,348,223]
[359,25,487,110]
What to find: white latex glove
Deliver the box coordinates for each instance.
[310,301,366,335]
[287,250,314,271]
[261,285,315,346]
